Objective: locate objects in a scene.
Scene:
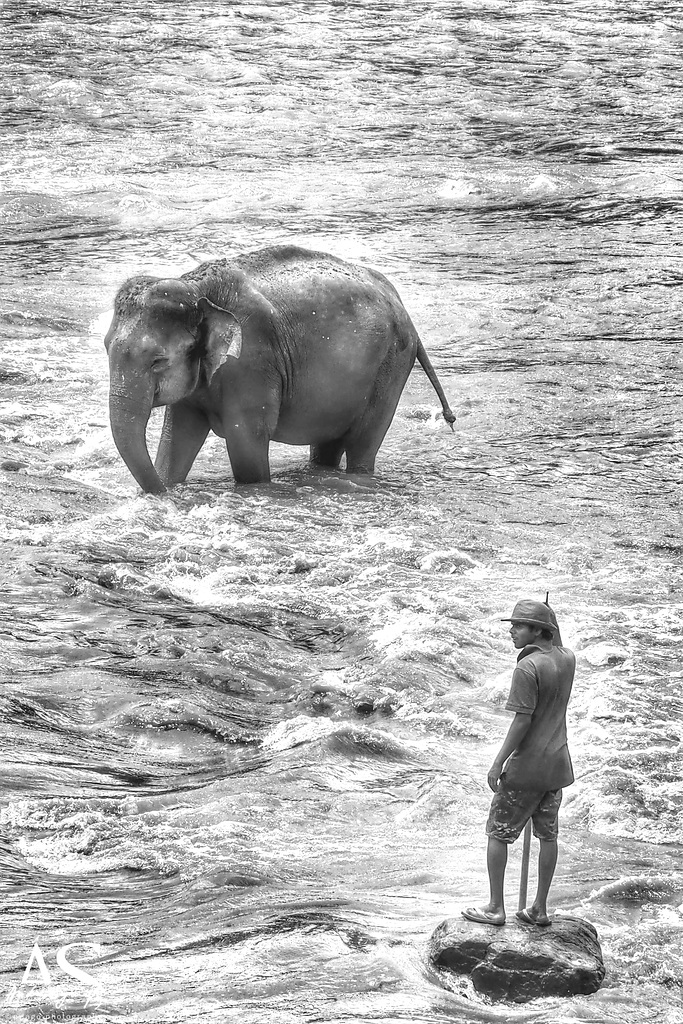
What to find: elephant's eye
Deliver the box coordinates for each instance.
[150,356,170,373]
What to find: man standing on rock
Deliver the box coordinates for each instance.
[463,598,575,927]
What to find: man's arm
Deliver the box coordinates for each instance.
[487,712,532,792]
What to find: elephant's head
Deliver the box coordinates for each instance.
[104,275,242,494]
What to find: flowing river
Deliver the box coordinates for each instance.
[1,2,682,1021]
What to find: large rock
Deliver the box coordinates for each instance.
[430,915,605,1003]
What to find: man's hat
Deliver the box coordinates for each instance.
[501,599,558,632]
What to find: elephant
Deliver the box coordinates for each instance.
[104,245,455,493]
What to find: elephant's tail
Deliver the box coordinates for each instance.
[416,340,456,430]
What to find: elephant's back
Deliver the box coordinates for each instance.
[230,245,404,312]
[232,245,370,282]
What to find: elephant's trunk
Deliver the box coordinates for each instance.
[108,364,166,495]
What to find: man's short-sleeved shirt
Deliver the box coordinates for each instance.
[504,643,575,790]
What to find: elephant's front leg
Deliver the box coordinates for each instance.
[222,396,278,485]
[155,403,210,486]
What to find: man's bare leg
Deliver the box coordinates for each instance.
[462,836,508,925]
[517,838,556,926]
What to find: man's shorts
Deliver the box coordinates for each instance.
[486,776,562,844]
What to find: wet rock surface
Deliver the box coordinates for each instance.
[430,914,605,1003]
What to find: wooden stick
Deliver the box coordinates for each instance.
[518,820,532,912]
[515,593,550,913]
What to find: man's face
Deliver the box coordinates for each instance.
[509,621,542,648]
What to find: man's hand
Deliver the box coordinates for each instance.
[487,713,531,793]
[488,761,503,792]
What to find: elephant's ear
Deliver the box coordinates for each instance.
[197,297,243,383]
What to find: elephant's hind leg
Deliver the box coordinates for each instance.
[344,436,382,475]
[344,405,397,475]
[309,439,345,470]
[344,360,411,475]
